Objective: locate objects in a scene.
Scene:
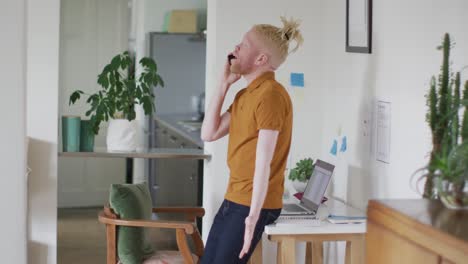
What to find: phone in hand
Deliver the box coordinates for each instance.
[228,54,236,65]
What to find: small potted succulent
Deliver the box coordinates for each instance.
[69,51,164,151]
[288,158,315,193]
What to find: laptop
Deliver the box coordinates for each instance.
[281,159,335,216]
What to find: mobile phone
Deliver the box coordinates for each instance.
[228,54,236,65]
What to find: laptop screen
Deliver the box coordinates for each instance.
[301,160,334,211]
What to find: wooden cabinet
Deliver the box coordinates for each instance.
[366,199,468,264]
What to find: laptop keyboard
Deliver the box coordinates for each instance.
[275,215,321,226]
[283,203,307,212]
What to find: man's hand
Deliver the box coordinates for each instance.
[239,215,258,259]
[222,54,241,87]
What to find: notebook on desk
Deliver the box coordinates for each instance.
[279,160,335,222]
[326,198,366,224]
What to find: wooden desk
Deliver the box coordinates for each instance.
[263,220,366,264]
[252,200,366,264]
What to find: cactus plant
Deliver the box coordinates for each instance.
[462,80,468,142]
[451,72,461,147]
[423,33,467,198]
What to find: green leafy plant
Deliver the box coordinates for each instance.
[423,33,468,198]
[69,51,164,134]
[431,142,468,184]
[288,158,315,182]
[432,142,468,207]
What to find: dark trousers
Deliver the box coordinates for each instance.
[201,199,281,264]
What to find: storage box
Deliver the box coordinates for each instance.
[168,10,197,33]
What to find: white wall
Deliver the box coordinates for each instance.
[0,1,27,263]
[26,0,61,263]
[204,0,468,263]
[58,0,128,208]
[315,0,468,207]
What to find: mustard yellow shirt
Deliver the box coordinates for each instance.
[225,71,293,209]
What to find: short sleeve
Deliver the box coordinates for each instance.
[226,103,233,113]
[255,89,286,131]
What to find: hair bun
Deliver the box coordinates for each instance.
[278,16,304,53]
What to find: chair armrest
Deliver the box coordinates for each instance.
[98,212,195,234]
[152,207,205,217]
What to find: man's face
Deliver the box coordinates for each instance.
[229,29,262,75]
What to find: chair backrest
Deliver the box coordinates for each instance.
[99,206,119,264]
[104,206,118,218]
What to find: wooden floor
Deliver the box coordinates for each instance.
[57,207,180,264]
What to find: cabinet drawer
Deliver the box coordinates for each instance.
[366,221,440,264]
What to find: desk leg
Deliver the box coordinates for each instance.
[306,242,312,264]
[276,242,282,264]
[345,234,365,264]
[306,241,323,264]
[306,242,323,264]
[248,238,262,264]
[281,237,296,264]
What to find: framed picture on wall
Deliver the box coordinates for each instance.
[346,0,372,53]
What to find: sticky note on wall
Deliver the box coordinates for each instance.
[330,139,338,156]
[290,73,304,87]
[340,136,347,153]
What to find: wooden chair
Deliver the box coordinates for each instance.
[98,205,205,264]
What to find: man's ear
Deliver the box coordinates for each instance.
[255,53,269,66]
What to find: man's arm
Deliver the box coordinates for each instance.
[200,84,231,142]
[201,59,240,142]
[239,129,279,258]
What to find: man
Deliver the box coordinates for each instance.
[200,17,303,264]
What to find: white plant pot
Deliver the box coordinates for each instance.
[106,119,137,151]
[292,181,307,193]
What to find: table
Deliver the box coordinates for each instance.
[59,147,211,232]
[59,147,210,183]
[251,200,366,264]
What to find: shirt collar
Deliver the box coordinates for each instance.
[246,71,275,93]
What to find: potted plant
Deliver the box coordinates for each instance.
[432,142,468,209]
[69,51,164,151]
[288,158,315,193]
[417,33,468,208]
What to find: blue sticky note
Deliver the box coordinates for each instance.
[290,73,304,87]
[330,139,338,156]
[340,136,347,153]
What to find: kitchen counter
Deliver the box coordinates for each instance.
[154,113,204,148]
[59,147,209,159]
[149,113,205,210]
